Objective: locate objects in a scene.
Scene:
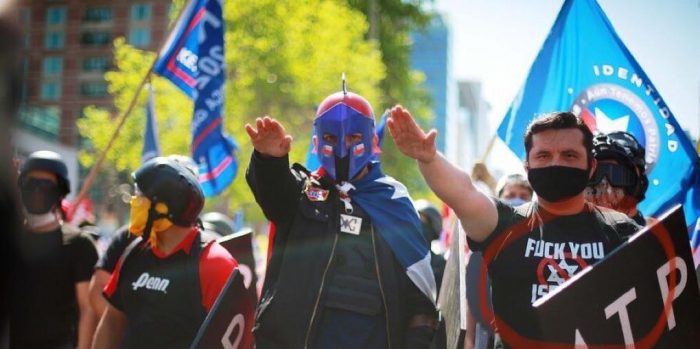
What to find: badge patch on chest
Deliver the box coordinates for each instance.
[340,214,362,235]
[305,187,329,202]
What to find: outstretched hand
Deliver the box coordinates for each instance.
[387,105,437,163]
[245,116,293,158]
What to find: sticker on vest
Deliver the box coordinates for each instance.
[340,214,362,235]
[132,272,170,294]
[305,187,329,202]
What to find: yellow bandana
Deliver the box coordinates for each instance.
[128,195,173,247]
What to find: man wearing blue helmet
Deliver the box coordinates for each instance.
[246,88,437,349]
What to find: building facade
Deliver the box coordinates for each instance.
[410,14,450,153]
[452,80,491,171]
[16,0,170,194]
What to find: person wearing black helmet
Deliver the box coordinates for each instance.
[93,156,238,349]
[11,150,99,349]
[201,211,236,238]
[585,131,649,228]
[88,155,203,318]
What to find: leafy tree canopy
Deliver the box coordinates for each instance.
[79,0,435,223]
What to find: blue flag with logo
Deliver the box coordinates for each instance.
[496,0,700,230]
[141,83,161,163]
[154,0,237,197]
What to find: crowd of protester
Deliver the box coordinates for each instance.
[2,68,686,348]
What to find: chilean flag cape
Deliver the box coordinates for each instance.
[346,162,437,302]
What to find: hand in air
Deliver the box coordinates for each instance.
[387,105,437,163]
[245,116,293,157]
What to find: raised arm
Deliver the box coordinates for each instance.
[245,116,301,223]
[245,116,293,158]
[387,105,498,242]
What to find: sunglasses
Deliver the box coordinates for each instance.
[20,177,59,193]
[588,163,637,187]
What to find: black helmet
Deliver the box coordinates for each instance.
[201,211,235,237]
[133,156,204,227]
[19,150,70,196]
[415,199,442,241]
[592,131,648,201]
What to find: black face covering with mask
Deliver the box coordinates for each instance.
[527,165,590,202]
[334,156,350,183]
[20,178,61,214]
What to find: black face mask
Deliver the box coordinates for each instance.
[527,166,590,202]
[20,178,61,214]
[334,156,350,182]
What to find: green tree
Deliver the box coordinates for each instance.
[347,0,435,199]
[79,0,390,222]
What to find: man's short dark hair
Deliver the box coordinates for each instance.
[524,111,594,164]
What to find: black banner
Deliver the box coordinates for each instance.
[534,205,700,347]
[190,269,255,349]
[217,228,258,304]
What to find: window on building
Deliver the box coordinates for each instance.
[83,7,113,22]
[81,81,109,98]
[42,57,63,76]
[44,31,64,49]
[128,27,151,47]
[82,57,110,72]
[130,3,152,21]
[18,106,61,140]
[80,32,112,47]
[40,81,62,100]
[46,7,66,25]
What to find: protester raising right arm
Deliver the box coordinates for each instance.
[388,105,498,242]
[244,116,304,225]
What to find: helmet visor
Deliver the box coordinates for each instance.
[588,163,637,187]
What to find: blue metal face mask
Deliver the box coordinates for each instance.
[313,92,375,181]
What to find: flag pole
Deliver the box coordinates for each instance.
[479,134,497,163]
[70,1,194,209]
[71,64,155,210]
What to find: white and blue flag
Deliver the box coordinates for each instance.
[349,162,437,302]
[496,0,700,231]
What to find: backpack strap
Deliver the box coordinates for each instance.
[117,236,144,266]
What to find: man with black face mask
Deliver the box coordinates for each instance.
[245,88,437,349]
[11,150,98,349]
[388,108,640,348]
